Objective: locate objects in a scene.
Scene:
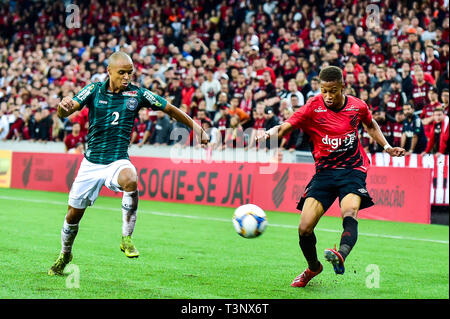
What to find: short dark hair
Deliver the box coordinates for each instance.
[319,66,343,83]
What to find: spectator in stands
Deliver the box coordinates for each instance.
[131,109,152,147]
[213,103,230,145]
[196,109,211,123]
[201,119,220,150]
[200,68,221,118]
[436,63,449,96]
[370,65,390,109]
[254,70,276,102]
[385,78,406,122]
[263,106,280,149]
[421,88,442,138]
[247,102,266,149]
[239,88,254,117]
[400,62,415,102]
[151,110,172,146]
[167,75,182,107]
[51,111,64,142]
[372,110,393,153]
[412,67,434,111]
[280,107,297,151]
[231,73,248,101]
[286,78,305,108]
[306,77,320,100]
[423,44,441,82]
[189,88,205,119]
[422,108,449,156]
[401,104,428,155]
[172,104,191,146]
[355,71,371,98]
[224,115,245,149]
[295,71,311,100]
[33,107,53,142]
[64,122,85,153]
[6,108,24,141]
[0,104,9,140]
[392,111,405,148]
[228,96,250,127]
[274,76,289,101]
[412,49,424,70]
[441,88,449,114]
[181,77,195,114]
[71,107,89,138]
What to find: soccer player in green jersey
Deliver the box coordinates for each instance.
[48,52,209,276]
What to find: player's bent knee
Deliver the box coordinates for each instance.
[298,223,314,236]
[341,208,358,219]
[118,168,138,192]
[340,194,361,219]
[123,179,138,192]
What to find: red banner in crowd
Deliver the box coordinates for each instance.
[9,152,433,224]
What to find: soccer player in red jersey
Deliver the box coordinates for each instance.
[258,66,405,287]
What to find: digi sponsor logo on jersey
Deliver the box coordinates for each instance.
[322,132,357,150]
[314,107,327,113]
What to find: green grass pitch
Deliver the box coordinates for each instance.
[0,188,448,299]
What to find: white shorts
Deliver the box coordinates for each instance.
[68,157,137,209]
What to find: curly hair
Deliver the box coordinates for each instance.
[319,66,344,84]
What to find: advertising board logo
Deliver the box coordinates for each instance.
[22,157,33,187]
[66,159,79,190]
[272,168,289,208]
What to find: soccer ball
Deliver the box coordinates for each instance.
[232,204,267,238]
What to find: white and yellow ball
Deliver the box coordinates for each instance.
[232,204,267,238]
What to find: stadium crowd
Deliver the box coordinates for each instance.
[0,0,448,155]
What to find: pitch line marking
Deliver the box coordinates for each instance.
[0,195,448,245]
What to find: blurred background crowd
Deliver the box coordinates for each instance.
[0,0,448,156]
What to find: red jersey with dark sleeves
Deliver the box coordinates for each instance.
[286,95,373,173]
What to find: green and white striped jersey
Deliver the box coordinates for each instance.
[72,79,167,165]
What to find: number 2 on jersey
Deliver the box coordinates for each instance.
[111,111,120,125]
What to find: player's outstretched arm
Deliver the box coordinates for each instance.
[255,122,293,142]
[57,97,81,118]
[364,119,405,157]
[163,102,209,144]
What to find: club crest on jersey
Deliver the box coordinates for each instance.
[123,91,138,97]
[126,97,138,111]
